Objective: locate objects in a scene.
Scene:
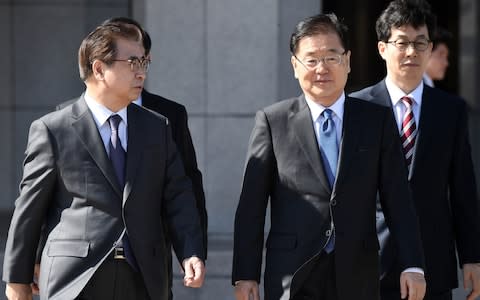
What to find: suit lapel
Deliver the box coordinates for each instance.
[332,98,360,196]
[370,81,395,109]
[291,96,331,193]
[410,87,434,176]
[123,104,145,203]
[71,97,123,197]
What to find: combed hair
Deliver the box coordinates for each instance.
[376,0,437,42]
[290,13,349,55]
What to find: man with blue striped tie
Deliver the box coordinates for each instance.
[232,12,425,300]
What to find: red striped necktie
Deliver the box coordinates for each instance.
[400,96,417,170]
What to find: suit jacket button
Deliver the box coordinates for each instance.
[331,200,337,206]
[326,229,331,237]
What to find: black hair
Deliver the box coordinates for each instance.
[376,0,437,42]
[102,17,152,55]
[290,13,349,54]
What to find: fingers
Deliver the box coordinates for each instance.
[400,272,425,300]
[464,263,480,300]
[5,283,33,300]
[31,263,40,295]
[400,275,407,299]
[252,285,260,300]
[182,257,205,288]
[234,281,259,300]
[466,274,480,300]
[29,283,39,296]
[407,288,416,300]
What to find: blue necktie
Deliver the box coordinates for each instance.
[317,109,338,253]
[108,115,138,271]
[318,109,338,187]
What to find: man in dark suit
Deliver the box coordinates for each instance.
[232,13,425,300]
[138,89,207,299]
[3,20,205,300]
[350,1,480,299]
[45,18,208,299]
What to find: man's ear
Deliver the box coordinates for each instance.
[345,50,351,74]
[92,60,106,80]
[378,41,387,61]
[291,55,299,79]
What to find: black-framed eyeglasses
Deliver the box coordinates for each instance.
[294,51,346,70]
[385,38,431,52]
[112,56,151,73]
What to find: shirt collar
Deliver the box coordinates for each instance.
[84,92,128,128]
[133,95,142,106]
[385,76,424,107]
[305,92,345,122]
[423,73,434,87]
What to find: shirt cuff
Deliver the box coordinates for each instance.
[402,267,424,275]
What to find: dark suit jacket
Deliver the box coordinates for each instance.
[232,95,424,300]
[141,89,207,254]
[2,96,204,300]
[351,80,480,293]
[54,90,207,249]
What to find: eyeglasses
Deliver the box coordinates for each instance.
[385,38,431,52]
[112,56,151,73]
[294,51,346,70]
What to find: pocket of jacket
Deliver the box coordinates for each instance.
[47,240,90,257]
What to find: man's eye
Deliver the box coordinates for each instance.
[324,57,337,63]
[415,41,428,47]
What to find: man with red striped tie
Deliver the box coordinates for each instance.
[351,1,480,300]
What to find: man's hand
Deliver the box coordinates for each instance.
[182,256,205,288]
[234,280,260,300]
[30,264,40,295]
[5,283,33,300]
[463,263,480,300]
[400,272,426,300]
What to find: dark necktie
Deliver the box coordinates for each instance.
[108,114,138,271]
[317,109,338,253]
[400,97,417,171]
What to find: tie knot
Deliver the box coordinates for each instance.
[401,96,414,107]
[108,114,122,131]
[322,108,333,119]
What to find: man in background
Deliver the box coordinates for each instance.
[423,27,452,87]
[351,1,480,299]
[100,18,208,300]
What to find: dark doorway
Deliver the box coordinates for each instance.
[323,0,459,94]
